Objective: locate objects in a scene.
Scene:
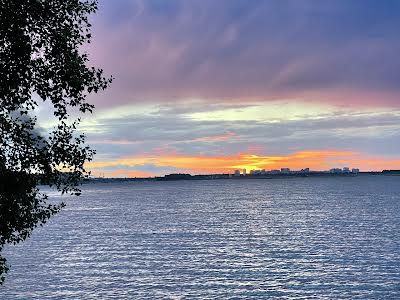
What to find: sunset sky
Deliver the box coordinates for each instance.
[54,0,400,176]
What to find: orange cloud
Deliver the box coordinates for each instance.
[87,150,400,177]
[92,169,153,178]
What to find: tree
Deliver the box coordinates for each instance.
[0,0,111,283]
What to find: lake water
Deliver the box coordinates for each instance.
[1,176,400,299]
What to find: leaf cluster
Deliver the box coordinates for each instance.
[0,0,111,283]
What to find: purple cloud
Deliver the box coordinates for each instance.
[84,0,400,108]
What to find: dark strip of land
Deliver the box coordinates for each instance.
[87,170,400,183]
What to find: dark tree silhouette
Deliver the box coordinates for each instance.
[0,0,111,283]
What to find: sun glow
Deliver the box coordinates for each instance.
[87,150,400,177]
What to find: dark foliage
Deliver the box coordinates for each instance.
[0,0,111,283]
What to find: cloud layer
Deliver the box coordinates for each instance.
[88,0,400,107]
[71,1,400,176]
[80,101,400,175]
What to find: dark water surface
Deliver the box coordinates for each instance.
[1,176,400,299]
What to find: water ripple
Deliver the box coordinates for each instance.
[1,177,400,299]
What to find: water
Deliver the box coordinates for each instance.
[1,176,400,299]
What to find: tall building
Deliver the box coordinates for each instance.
[243,169,247,176]
[234,170,241,177]
[281,168,290,174]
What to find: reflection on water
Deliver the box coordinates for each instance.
[1,176,400,299]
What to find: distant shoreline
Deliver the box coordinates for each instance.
[86,170,400,183]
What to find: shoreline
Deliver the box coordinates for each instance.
[86,171,400,183]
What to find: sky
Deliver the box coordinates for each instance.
[66,0,400,176]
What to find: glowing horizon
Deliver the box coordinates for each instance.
[87,150,400,178]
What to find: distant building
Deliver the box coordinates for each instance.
[301,168,310,173]
[352,168,360,174]
[343,167,350,173]
[382,170,400,175]
[281,168,290,174]
[243,169,247,176]
[271,169,281,174]
[234,170,241,177]
[250,170,261,175]
[330,168,342,173]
